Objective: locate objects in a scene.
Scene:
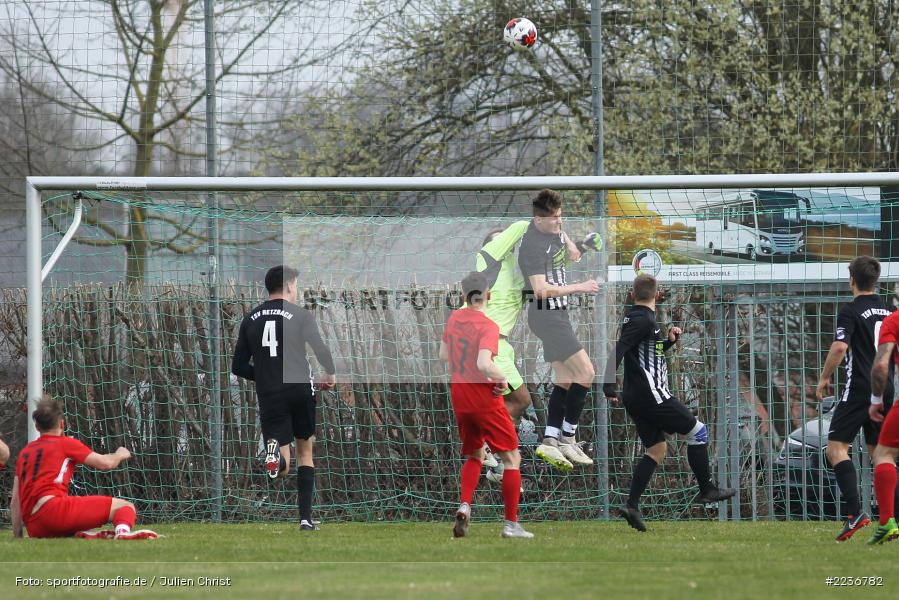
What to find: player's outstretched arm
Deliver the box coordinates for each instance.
[438,341,449,363]
[816,340,848,401]
[11,476,22,538]
[561,232,582,263]
[662,326,683,351]
[870,341,896,422]
[478,220,529,265]
[83,447,131,471]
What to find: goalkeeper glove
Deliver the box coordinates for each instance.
[576,232,603,254]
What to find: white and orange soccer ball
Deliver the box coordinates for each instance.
[503,18,537,50]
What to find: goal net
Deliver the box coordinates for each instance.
[23,175,899,523]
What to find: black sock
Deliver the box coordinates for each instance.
[546,385,567,433]
[297,466,315,522]
[833,459,860,517]
[687,444,713,493]
[627,455,658,510]
[563,383,589,431]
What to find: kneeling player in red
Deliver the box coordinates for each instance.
[867,311,899,544]
[440,272,533,539]
[10,396,158,540]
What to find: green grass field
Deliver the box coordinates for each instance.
[1,521,896,599]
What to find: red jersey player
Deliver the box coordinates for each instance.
[867,310,899,544]
[10,396,157,540]
[439,271,533,539]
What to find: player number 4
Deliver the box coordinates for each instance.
[262,320,278,357]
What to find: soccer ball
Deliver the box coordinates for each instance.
[503,18,537,50]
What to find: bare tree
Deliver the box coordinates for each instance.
[0,0,342,286]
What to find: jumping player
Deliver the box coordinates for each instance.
[0,437,8,470]
[231,265,336,531]
[815,256,893,541]
[604,274,735,532]
[10,396,156,539]
[866,309,899,544]
[440,271,533,539]
[518,189,600,471]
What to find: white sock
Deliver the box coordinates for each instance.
[115,524,131,535]
[562,421,578,438]
[544,426,561,440]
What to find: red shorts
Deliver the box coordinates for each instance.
[455,405,518,456]
[25,496,113,538]
[879,405,899,448]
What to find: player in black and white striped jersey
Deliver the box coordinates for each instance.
[816,255,894,541]
[604,274,734,532]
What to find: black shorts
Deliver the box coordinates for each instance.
[623,393,697,448]
[827,395,893,446]
[259,386,316,445]
[527,307,583,363]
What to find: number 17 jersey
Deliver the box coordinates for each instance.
[442,308,501,412]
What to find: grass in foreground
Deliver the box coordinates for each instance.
[1,521,897,599]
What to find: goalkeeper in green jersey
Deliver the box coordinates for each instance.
[475,220,602,475]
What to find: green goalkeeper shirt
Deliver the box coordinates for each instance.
[475,220,529,336]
